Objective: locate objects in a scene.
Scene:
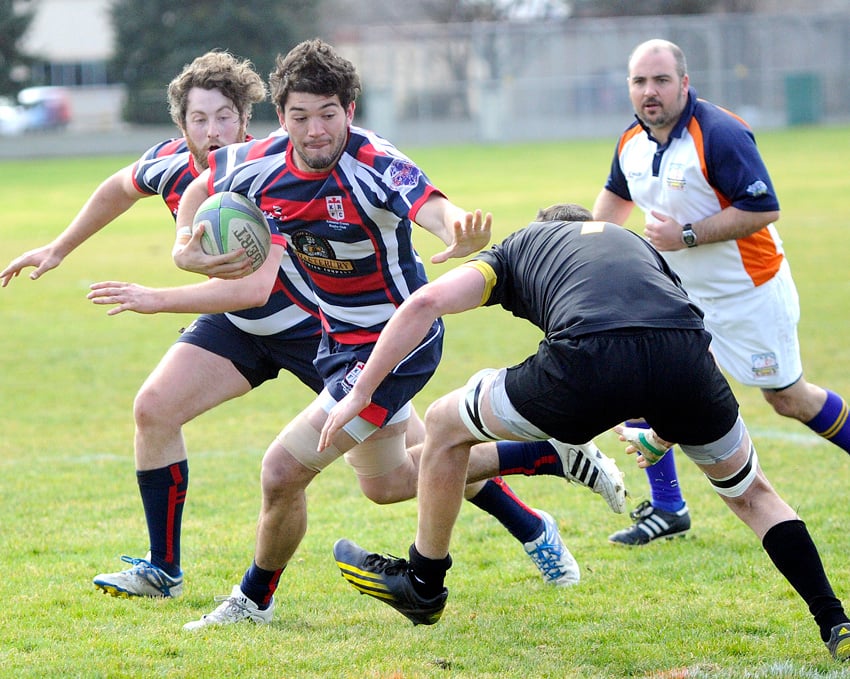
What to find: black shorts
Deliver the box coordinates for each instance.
[504,328,738,445]
[176,313,323,392]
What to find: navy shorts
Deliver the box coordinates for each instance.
[176,313,323,392]
[504,328,739,446]
[315,319,444,427]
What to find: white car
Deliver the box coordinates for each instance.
[0,87,72,135]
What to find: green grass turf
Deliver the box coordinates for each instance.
[0,126,849,678]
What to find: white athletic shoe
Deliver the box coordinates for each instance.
[551,440,627,513]
[183,585,274,631]
[93,553,183,598]
[523,510,580,586]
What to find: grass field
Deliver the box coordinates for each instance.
[1,125,850,678]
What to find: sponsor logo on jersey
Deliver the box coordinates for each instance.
[665,163,686,191]
[291,230,354,275]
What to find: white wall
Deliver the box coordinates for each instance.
[22,0,112,60]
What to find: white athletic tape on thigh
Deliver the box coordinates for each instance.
[705,443,758,498]
[458,369,501,442]
[344,432,407,478]
[277,416,343,473]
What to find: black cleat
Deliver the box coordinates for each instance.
[828,622,850,661]
[333,538,447,626]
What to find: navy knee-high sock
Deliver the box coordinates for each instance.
[467,477,543,544]
[137,460,188,577]
[806,389,850,454]
[495,440,564,477]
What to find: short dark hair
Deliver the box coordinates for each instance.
[535,203,593,222]
[269,38,361,113]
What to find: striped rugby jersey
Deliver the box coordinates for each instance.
[207,127,443,343]
[132,137,321,340]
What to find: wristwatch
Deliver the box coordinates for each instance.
[682,223,698,248]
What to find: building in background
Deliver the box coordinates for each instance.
[7,1,850,148]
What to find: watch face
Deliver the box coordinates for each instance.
[683,228,697,246]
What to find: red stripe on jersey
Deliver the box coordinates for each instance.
[331,328,382,345]
[305,268,388,295]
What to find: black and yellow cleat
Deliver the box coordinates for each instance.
[333,538,447,626]
[827,622,850,661]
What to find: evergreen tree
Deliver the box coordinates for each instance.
[110,0,319,124]
[0,0,36,96]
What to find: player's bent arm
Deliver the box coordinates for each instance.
[1,167,146,287]
[592,188,634,226]
[670,205,780,245]
[413,195,492,264]
[319,265,486,450]
[172,173,253,279]
[89,243,284,315]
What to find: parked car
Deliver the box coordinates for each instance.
[0,87,72,135]
[0,96,27,136]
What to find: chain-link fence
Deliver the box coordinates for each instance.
[339,10,850,146]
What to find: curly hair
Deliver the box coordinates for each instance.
[269,39,361,112]
[167,51,267,128]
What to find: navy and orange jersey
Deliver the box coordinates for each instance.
[132,136,321,341]
[603,88,783,299]
[207,127,444,344]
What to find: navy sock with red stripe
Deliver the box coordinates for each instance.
[467,476,543,544]
[241,561,284,610]
[137,460,188,577]
[495,440,563,477]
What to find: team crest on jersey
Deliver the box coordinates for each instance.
[326,196,345,221]
[291,230,354,275]
[665,163,686,191]
[751,352,779,378]
[387,159,421,188]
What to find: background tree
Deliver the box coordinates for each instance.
[110,0,319,124]
[0,0,36,97]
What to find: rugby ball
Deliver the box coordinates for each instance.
[192,191,271,272]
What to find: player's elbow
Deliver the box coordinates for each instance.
[406,285,447,321]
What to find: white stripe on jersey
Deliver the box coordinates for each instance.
[224,306,313,336]
[319,299,399,330]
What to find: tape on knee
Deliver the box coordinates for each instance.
[705,442,759,498]
[343,432,407,478]
[276,416,343,474]
[457,368,500,442]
